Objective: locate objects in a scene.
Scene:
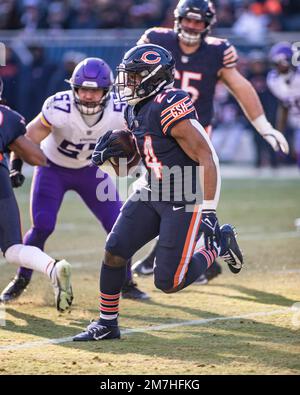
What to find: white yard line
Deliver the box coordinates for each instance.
[0,308,293,352]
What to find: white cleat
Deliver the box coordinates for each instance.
[52,259,73,312]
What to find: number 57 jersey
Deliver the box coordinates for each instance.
[40,90,126,168]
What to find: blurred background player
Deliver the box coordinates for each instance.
[132,0,289,282]
[267,41,300,230]
[0,77,72,312]
[0,58,149,304]
[267,42,300,168]
[73,43,244,341]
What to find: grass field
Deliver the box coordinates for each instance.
[0,174,300,375]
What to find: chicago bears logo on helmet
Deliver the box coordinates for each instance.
[140,51,162,65]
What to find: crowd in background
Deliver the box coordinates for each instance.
[0,0,299,32]
[0,0,299,167]
[2,43,295,168]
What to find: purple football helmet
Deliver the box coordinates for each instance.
[67,57,113,115]
[269,42,294,72]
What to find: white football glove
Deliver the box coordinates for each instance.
[252,115,289,154]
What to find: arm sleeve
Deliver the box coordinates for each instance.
[4,110,26,150]
[137,27,172,46]
[159,90,198,136]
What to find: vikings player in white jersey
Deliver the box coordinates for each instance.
[0,58,149,303]
[267,42,300,168]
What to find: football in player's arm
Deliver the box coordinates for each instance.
[132,0,289,279]
[0,57,149,305]
[73,44,243,341]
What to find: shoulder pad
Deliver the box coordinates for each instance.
[137,27,173,45]
[155,89,196,135]
[41,91,72,128]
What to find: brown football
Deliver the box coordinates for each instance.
[109,129,136,164]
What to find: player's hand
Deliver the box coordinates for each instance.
[261,128,289,154]
[199,210,221,250]
[10,169,25,188]
[92,130,124,166]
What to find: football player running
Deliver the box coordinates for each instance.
[267,42,300,168]
[0,77,72,312]
[132,0,289,282]
[73,43,244,341]
[0,58,149,304]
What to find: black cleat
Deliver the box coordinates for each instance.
[73,321,120,341]
[220,224,244,274]
[0,275,31,302]
[131,259,154,276]
[121,281,150,300]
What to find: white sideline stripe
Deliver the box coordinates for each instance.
[0,308,292,352]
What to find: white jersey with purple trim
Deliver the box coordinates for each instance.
[267,67,300,129]
[40,90,127,168]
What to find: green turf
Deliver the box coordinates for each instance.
[0,177,299,374]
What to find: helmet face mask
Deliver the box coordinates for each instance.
[115,44,175,105]
[174,0,216,46]
[73,86,106,115]
[67,57,113,115]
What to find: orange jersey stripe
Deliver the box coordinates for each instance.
[173,207,202,288]
[161,100,194,126]
[162,107,195,135]
[161,96,189,117]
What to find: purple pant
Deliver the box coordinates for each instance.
[18,161,131,280]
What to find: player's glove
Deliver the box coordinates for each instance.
[10,158,25,188]
[252,115,289,154]
[199,210,221,250]
[92,130,125,167]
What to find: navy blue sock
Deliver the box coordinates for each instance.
[126,260,132,282]
[182,247,218,290]
[99,262,126,327]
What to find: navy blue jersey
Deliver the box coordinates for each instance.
[0,105,26,168]
[125,89,201,204]
[138,28,238,127]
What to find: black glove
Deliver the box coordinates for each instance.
[199,209,221,250]
[92,130,125,167]
[10,158,25,188]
